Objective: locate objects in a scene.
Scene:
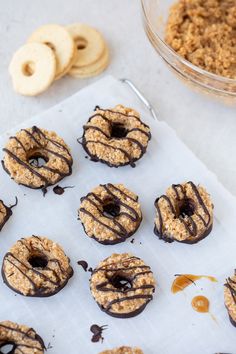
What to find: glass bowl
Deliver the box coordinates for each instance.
[141,0,236,103]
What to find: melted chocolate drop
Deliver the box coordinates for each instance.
[53,185,74,195]
[77,260,88,272]
[90,324,107,343]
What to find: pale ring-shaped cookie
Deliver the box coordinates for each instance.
[69,46,109,78]
[28,24,75,79]
[9,43,56,96]
[67,23,106,68]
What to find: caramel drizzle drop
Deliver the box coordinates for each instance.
[155,181,211,238]
[80,184,142,241]
[93,256,154,313]
[81,108,151,167]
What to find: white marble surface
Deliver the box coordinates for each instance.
[1,0,236,195]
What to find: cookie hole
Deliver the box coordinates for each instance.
[22,61,35,76]
[75,37,88,50]
[103,199,120,218]
[44,42,55,52]
[111,122,128,139]
[109,274,132,292]
[178,198,195,217]
[0,342,16,354]
[28,154,49,168]
[28,254,48,268]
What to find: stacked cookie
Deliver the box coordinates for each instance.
[9,23,109,96]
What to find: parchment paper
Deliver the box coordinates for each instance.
[0,76,235,354]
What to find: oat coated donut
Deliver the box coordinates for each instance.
[2,126,73,191]
[90,253,156,318]
[224,269,236,327]
[79,183,142,245]
[81,105,151,167]
[100,347,143,354]
[0,320,45,354]
[154,181,213,244]
[2,236,73,297]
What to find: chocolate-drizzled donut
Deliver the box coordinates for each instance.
[154,181,213,244]
[0,197,17,232]
[90,253,156,318]
[80,105,151,167]
[79,183,142,245]
[224,269,236,327]
[2,126,73,191]
[2,236,73,297]
[0,320,45,354]
[100,347,143,354]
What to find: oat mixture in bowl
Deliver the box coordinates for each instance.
[165,0,236,80]
[142,0,236,100]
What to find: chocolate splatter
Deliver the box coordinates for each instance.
[53,185,74,195]
[130,238,135,244]
[77,260,88,272]
[90,324,107,343]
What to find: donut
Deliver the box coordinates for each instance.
[224,269,236,327]
[0,320,45,354]
[100,347,143,354]
[2,126,73,191]
[80,105,151,167]
[90,253,156,318]
[154,181,213,244]
[9,42,56,96]
[2,236,73,297]
[79,183,142,245]
[0,197,17,232]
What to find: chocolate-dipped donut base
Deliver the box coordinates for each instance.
[154,223,213,244]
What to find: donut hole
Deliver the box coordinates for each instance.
[103,198,120,218]
[109,273,132,292]
[0,342,17,354]
[22,61,35,76]
[111,122,128,139]
[28,253,48,269]
[178,198,195,218]
[44,42,56,52]
[75,37,88,50]
[28,151,49,168]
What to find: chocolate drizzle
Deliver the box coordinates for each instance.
[154,181,212,243]
[0,322,45,353]
[2,237,73,297]
[225,273,236,306]
[2,126,73,190]
[0,197,18,232]
[79,184,142,245]
[80,107,151,168]
[92,256,155,318]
